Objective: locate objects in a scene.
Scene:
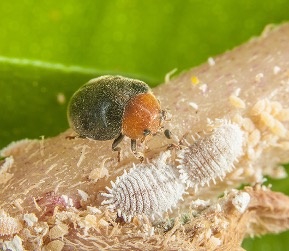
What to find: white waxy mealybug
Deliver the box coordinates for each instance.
[177,123,243,189]
[102,152,185,222]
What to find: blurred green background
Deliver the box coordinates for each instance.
[1,0,289,250]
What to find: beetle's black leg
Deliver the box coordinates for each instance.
[65,134,79,140]
[164,129,172,139]
[112,133,124,152]
[131,139,137,152]
[131,139,144,162]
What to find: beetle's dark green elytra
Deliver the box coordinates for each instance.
[67,75,171,159]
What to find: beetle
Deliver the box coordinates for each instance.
[67,75,171,159]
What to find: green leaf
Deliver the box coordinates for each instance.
[1,0,289,81]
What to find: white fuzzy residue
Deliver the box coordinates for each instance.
[2,235,24,251]
[0,210,22,237]
[61,195,74,207]
[199,84,208,93]
[23,213,38,227]
[188,102,199,110]
[77,189,89,201]
[233,88,241,97]
[232,192,251,213]
[74,145,90,168]
[255,73,264,83]
[165,68,178,83]
[191,199,211,210]
[208,57,216,66]
[273,66,281,75]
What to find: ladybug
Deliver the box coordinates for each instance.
[67,75,170,159]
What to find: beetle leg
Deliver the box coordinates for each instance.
[131,139,144,162]
[131,139,137,152]
[65,134,80,140]
[164,129,172,139]
[112,133,124,152]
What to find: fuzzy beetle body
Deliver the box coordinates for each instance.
[68,75,170,159]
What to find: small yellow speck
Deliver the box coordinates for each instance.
[191,76,200,85]
[57,93,66,105]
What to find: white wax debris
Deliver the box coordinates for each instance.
[208,57,216,66]
[255,73,264,82]
[87,206,102,214]
[23,213,38,227]
[232,192,250,213]
[188,102,199,110]
[191,199,211,208]
[61,195,73,207]
[199,84,207,93]
[3,235,24,251]
[273,65,281,75]
[77,189,89,202]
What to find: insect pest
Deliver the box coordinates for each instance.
[102,152,185,222]
[177,122,243,189]
[67,75,170,159]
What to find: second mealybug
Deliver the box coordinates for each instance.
[177,122,244,190]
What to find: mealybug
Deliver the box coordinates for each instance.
[177,123,243,189]
[102,152,185,221]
